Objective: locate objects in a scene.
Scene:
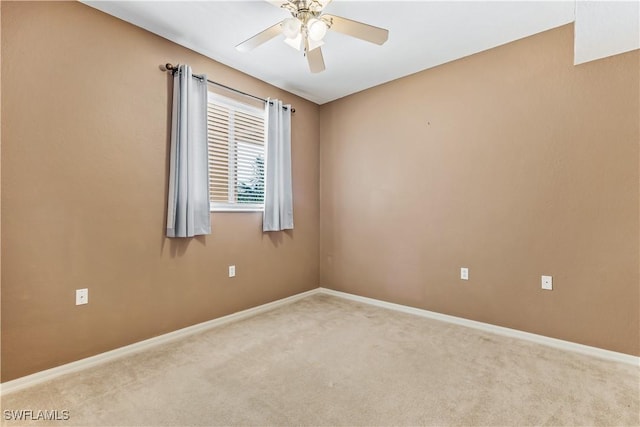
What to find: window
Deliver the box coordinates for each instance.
[207,92,266,211]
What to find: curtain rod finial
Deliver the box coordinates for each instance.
[160,63,177,72]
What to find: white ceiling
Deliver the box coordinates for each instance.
[574,0,640,64]
[82,1,630,105]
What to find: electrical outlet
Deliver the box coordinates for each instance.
[541,275,553,290]
[228,265,236,278]
[75,288,88,305]
[460,267,469,280]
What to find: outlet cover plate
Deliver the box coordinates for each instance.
[76,288,88,305]
[229,265,236,278]
[541,275,553,290]
[460,267,469,280]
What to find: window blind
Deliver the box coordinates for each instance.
[207,94,266,210]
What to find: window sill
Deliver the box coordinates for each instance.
[211,205,264,213]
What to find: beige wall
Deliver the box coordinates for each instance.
[2,2,638,383]
[319,25,639,356]
[1,1,319,381]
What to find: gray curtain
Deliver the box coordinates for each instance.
[166,65,211,238]
[263,99,294,231]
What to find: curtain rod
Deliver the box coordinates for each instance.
[163,63,295,113]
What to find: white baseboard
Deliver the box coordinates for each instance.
[0,288,321,396]
[3,286,636,395]
[318,287,639,367]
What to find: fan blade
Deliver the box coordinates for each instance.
[307,45,325,73]
[323,14,389,45]
[236,22,283,52]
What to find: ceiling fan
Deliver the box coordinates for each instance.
[235,0,389,73]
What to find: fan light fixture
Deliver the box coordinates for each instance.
[307,18,328,41]
[284,33,303,50]
[236,0,389,73]
[282,17,302,38]
[281,16,328,51]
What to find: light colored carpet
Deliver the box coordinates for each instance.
[1,294,638,426]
